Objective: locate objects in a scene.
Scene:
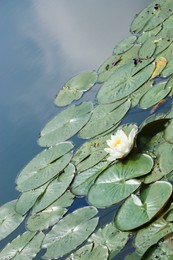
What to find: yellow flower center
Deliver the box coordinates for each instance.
[113,138,121,147]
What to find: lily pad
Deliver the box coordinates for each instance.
[97,61,154,104]
[16,151,73,192]
[139,37,157,59]
[130,0,173,33]
[38,102,93,147]
[71,161,109,196]
[151,56,168,79]
[114,35,137,54]
[32,163,75,213]
[72,134,109,172]
[139,82,170,109]
[130,80,152,108]
[42,206,98,259]
[135,214,173,256]
[26,191,74,231]
[0,200,25,241]
[88,153,153,208]
[55,71,97,107]
[16,183,48,215]
[0,231,44,260]
[163,119,173,143]
[137,25,162,44]
[79,99,131,139]
[114,181,172,231]
[88,222,129,255]
[156,142,173,174]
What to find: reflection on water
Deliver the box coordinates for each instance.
[0,0,152,257]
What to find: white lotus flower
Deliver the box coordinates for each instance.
[104,127,138,162]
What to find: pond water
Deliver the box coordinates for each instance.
[0,0,157,258]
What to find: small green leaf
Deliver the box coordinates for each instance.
[114,35,137,54]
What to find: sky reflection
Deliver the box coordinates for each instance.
[0,0,151,205]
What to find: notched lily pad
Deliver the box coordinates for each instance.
[42,206,99,259]
[0,200,25,242]
[38,102,93,147]
[114,181,172,231]
[55,71,97,107]
[88,153,153,208]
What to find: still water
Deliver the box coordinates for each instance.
[0,0,153,258]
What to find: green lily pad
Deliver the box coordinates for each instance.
[163,120,173,143]
[130,0,173,33]
[79,99,131,139]
[0,231,44,260]
[114,35,137,54]
[135,207,173,256]
[88,153,153,208]
[156,142,173,174]
[42,206,98,259]
[115,181,172,231]
[72,134,110,172]
[0,200,25,241]
[16,183,48,215]
[97,61,154,104]
[137,118,169,152]
[139,82,170,109]
[16,151,73,192]
[67,244,93,260]
[137,25,162,44]
[32,164,75,213]
[38,102,93,147]
[144,159,166,184]
[144,236,173,260]
[71,161,109,196]
[88,222,129,255]
[139,37,157,59]
[55,71,97,107]
[26,191,74,231]
[130,80,153,108]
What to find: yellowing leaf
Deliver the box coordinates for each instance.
[151,57,167,79]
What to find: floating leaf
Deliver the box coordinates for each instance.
[79,99,130,139]
[32,163,75,213]
[137,118,169,152]
[144,236,173,259]
[139,37,157,59]
[114,35,137,54]
[164,120,173,143]
[130,0,173,33]
[0,231,44,260]
[26,191,74,231]
[16,151,73,192]
[115,181,172,231]
[72,134,109,172]
[67,244,93,260]
[42,206,98,259]
[156,142,173,174]
[0,200,25,241]
[88,222,129,255]
[135,216,173,256]
[55,71,97,106]
[88,153,153,208]
[151,56,167,79]
[97,61,154,104]
[144,159,165,184]
[98,44,141,83]
[71,161,109,196]
[139,82,170,109]
[38,102,93,147]
[137,25,162,44]
[130,80,152,108]
[16,141,73,192]
[16,183,48,215]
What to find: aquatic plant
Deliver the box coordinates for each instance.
[1,0,173,259]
